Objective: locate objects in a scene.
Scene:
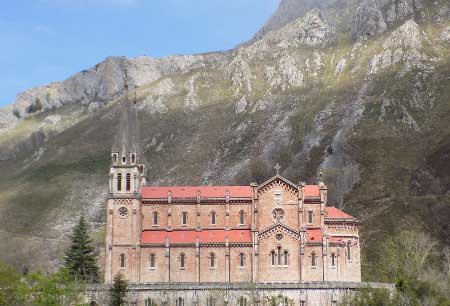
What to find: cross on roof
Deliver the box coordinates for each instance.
[274,163,281,175]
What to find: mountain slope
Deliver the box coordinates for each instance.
[0,0,449,279]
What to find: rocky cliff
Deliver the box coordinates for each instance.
[0,0,449,279]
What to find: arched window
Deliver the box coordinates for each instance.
[311,252,317,267]
[181,212,188,225]
[308,211,313,224]
[210,252,216,268]
[120,254,125,268]
[283,250,289,266]
[277,246,282,265]
[176,297,184,306]
[126,173,131,191]
[131,153,136,164]
[271,251,276,266]
[112,153,118,164]
[150,254,155,269]
[210,211,216,225]
[145,298,156,306]
[347,242,351,261]
[117,173,122,191]
[207,297,216,306]
[238,297,247,306]
[122,156,126,164]
[180,253,185,269]
[331,253,336,267]
[152,212,158,225]
[239,253,245,267]
[239,210,245,225]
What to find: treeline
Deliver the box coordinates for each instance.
[341,231,450,306]
[0,216,128,306]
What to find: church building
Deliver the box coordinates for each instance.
[102,94,361,306]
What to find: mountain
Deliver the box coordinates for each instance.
[0,0,449,278]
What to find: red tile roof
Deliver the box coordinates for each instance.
[304,185,320,198]
[306,228,323,242]
[326,207,354,219]
[141,186,252,199]
[141,229,252,244]
[329,236,345,244]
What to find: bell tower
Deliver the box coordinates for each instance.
[105,77,146,284]
[109,82,146,195]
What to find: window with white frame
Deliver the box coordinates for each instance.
[150,254,155,269]
[308,211,313,224]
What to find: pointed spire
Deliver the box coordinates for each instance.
[112,71,141,165]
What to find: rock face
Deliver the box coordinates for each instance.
[351,0,424,40]
[1,0,450,274]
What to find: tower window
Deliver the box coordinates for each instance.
[331,253,336,267]
[311,252,317,267]
[150,254,155,269]
[210,253,216,268]
[122,156,126,164]
[152,212,158,225]
[277,246,282,265]
[176,298,184,306]
[112,153,118,164]
[239,210,245,225]
[308,211,313,224]
[117,173,122,191]
[180,253,185,269]
[120,254,125,268]
[210,211,216,225]
[239,253,245,267]
[284,250,289,266]
[347,242,351,261]
[126,173,131,191]
[238,297,247,306]
[181,212,188,225]
[131,153,136,164]
[145,299,154,306]
[207,297,216,306]
[271,251,276,266]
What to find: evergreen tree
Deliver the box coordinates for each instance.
[109,273,128,306]
[63,215,99,282]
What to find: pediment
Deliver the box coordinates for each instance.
[259,223,300,241]
[257,175,298,195]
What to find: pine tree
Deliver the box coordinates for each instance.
[63,215,99,282]
[109,273,128,306]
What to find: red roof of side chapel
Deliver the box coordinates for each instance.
[326,207,355,219]
[141,186,252,199]
[141,229,252,244]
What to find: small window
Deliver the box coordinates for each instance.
[122,156,126,164]
[152,212,158,225]
[271,251,276,266]
[131,153,136,164]
[176,297,184,306]
[331,253,336,267]
[311,252,317,267]
[150,254,155,269]
[210,253,216,268]
[145,298,155,306]
[283,250,289,266]
[180,253,185,269]
[347,242,351,261]
[277,246,282,266]
[112,153,118,164]
[117,173,122,191]
[239,253,245,267]
[207,297,216,306]
[238,297,247,306]
[210,211,216,225]
[120,254,125,268]
[182,212,188,225]
[239,210,245,225]
[126,173,131,191]
[274,191,282,206]
[308,211,313,224]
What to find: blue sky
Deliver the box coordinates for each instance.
[0,0,280,107]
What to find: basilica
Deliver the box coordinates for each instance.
[102,98,361,306]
